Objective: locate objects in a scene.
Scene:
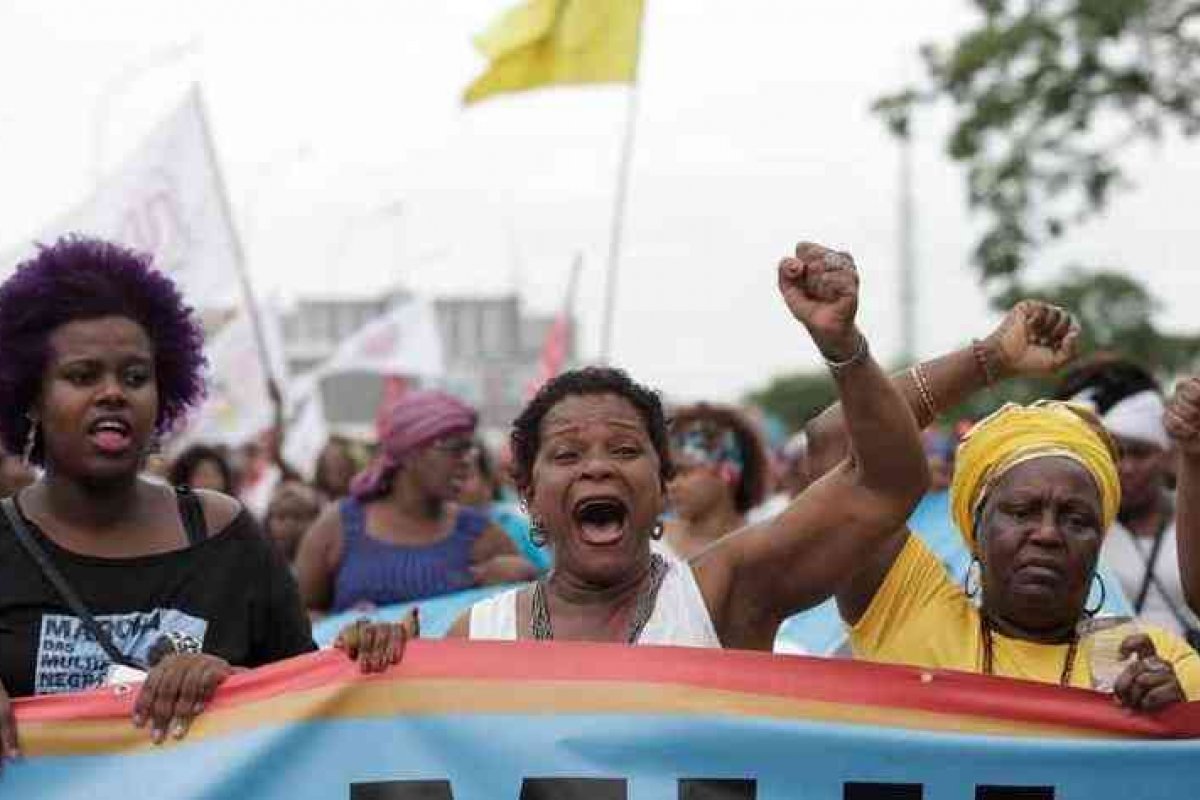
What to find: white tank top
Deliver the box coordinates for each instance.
[468,553,721,647]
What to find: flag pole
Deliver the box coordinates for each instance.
[564,251,582,366]
[898,129,917,366]
[192,85,283,417]
[597,6,646,365]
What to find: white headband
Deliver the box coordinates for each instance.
[1102,390,1169,451]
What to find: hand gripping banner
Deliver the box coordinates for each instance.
[10,642,1200,799]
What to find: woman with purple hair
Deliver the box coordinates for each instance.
[0,237,315,765]
[295,389,537,616]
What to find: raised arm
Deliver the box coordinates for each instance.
[1165,378,1200,615]
[695,242,927,649]
[819,301,1079,623]
[807,301,1079,475]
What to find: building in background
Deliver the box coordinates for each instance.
[280,289,573,436]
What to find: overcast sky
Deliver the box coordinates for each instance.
[2,0,1198,403]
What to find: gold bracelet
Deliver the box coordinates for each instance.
[911,363,939,423]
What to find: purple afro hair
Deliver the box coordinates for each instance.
[0,235,207,461]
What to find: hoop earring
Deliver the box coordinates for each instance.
[963,556,982,599]
[1085,572,1107,618]
[650,520,664,541]
[22,416,39,467]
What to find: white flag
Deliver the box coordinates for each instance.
[281,391,331,481]
[177,303,288,448]
[2,86,245,310]
[317,294,445,380]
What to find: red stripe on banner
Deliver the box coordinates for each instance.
[14,641,1200,738]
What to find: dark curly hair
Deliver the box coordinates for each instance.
[0,236,207,462]
[168,444,234,494]
[1054,353,1160,414]
[510,366,673,495]
[469,436,503,502]
[669,403,770,513]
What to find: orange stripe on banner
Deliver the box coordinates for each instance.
[18,677,1119,757]
[14,641,1200,756]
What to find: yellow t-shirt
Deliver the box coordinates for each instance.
[850,533,1200,698]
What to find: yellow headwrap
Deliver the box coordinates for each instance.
[949,401,1121,554]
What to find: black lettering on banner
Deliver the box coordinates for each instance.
[975,787,1054,800]
[519,778,627,800]
[679,778,756,799]
[44,618,74,639]
[39,655,67,670]
[843,783,923,800]
[349,779,454,800]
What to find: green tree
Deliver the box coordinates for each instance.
[744,371,839,433]
[876,0,1200,297]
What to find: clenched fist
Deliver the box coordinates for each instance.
[1166,377,1200,458]
[982,300,1080,379]
[779,242,861,361]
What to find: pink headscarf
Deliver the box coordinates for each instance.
[349,390,478,501]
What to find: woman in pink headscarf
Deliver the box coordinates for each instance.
[295,390,537,615]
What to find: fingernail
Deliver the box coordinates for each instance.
[193,702,205,715]
[151,728,165,744]
[172,721,187,739]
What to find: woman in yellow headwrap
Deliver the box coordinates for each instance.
[841,399,1199,710]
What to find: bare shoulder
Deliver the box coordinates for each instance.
[307,500,345,542]
[472,521,519,558]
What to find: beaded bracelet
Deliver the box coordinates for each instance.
[971,338,998,386]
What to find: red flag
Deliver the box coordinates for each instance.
[525,256,581,400]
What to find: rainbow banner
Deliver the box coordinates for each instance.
[10,642,1200,798]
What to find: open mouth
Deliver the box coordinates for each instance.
[572,497,629,546]
[87,418,133,455]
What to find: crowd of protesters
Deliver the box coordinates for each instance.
[3,235,1200,765]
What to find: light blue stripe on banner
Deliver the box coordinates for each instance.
[9,713,1198,799]
[312,584,517,645]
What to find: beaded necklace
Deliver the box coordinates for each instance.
[979,614,1079,686]
[530,554,669,643]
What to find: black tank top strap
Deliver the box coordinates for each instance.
[175,486,208,546]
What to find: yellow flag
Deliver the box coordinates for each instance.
[464,0,644,105]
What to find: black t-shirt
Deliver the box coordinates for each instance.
[0,501,316,697]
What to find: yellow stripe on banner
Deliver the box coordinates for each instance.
[20,678,1126,757]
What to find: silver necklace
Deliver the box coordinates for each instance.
[530,553,669,643]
